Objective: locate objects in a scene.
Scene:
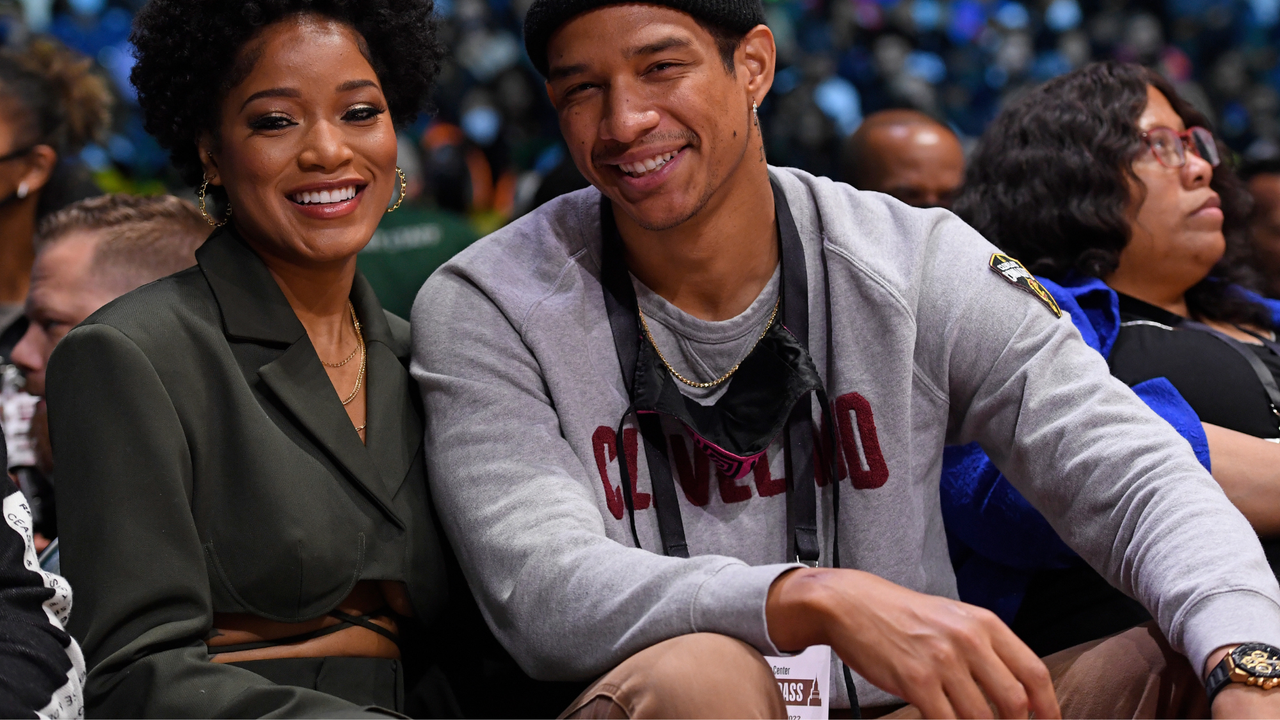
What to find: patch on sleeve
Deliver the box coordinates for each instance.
[989,254,1062,318]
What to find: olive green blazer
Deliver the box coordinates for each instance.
[47,226,447,717]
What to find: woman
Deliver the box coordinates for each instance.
[943,61,1280,657]
[0,37,110,361]
[46,1,448,715]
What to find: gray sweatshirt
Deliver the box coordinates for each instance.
[412,167,1280,708]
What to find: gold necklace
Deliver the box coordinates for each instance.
[638,296,780,390]
[339,309,366,407]
[321,302,362,368]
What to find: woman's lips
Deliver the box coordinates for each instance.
[288,184,365,220]
[1191,195,1222,216]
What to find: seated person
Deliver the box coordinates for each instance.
[839,109,965,208]
[47,1,452,716]
[946,61,1280,657]
[415,4,1280,718]
[6,193,206,567]
[0,428,84,718]
[1242,157,1280,300]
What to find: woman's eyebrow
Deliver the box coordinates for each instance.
[240,87,301,111]
[337,79,378,93]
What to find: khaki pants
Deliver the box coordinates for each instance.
[561,624,1209,719]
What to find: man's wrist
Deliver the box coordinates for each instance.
[1206,645,1238,680]
[765,567,836,652]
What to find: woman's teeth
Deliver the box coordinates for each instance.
[292,186,357,205]
[620,151,677,178]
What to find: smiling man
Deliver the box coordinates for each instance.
[412,2,1280,718]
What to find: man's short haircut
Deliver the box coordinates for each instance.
[697,18,749,73]
[35,194,208,293]
[841,109,956,188]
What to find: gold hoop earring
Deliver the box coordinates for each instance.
[386,166,407,214]
[198,178,231,228]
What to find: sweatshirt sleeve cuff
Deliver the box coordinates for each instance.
[690,562,803,657]
[1178,588,1280,676]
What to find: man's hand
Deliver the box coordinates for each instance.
[767,568,1060,719]
[1213,684,1280,718]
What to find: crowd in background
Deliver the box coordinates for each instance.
[2,0,1280,715]
[1,0,1279,227]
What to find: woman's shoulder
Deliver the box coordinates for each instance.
[74,265,222,357]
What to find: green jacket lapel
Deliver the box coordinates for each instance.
[351,273,422,499]
[198,228,407,529]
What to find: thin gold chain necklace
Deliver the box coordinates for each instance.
[638,296,780,390]
[339,305,366,407]
[321,302,362,368]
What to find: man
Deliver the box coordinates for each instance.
[8,194,206,550]
[840,109,965,208]
[11,193,206,398]
[412,2,1280,717]
[1244,158,1280,299]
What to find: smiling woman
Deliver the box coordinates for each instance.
[43,1,450,717]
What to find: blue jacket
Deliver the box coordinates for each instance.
[941,274,1214,623]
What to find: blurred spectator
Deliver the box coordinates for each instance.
[0,35,110,539]
[7,193,205,546]
[1243,157,1280,299]
[841,108,964,207]
[358,134,481,320]
[0,36,110,362]
[0,427,84,720]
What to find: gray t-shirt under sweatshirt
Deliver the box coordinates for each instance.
[412,167,1280,708]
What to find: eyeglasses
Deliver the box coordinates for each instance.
[1140,126,1220,169]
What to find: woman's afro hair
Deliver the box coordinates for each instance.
[129,0,441,188]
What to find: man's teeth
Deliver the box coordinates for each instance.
[292,186,357,205]
[619,151,677,178]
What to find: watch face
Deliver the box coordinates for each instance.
[1233,644,1280,678]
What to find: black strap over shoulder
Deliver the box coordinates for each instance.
[1182,321,1280,424]
[600,179,824,565]
[599,178,858,714]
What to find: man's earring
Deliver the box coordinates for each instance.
[16,182,28,199]
[753,100,766,163]
[198,176,231,228]
[386,166,407,214]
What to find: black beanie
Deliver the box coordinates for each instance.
[524,0,766,78]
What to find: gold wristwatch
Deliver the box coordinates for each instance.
[1205,643,1280,704]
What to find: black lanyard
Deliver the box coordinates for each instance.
[1182,320,1280,426]
[598,178,832,566]
[598,179,861,712]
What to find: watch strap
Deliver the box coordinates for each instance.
[1206,656,1233,706]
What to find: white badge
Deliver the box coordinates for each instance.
[766,644,831,720]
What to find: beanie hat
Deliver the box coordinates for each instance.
[524,0,766,78]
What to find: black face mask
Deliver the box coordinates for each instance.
[632,321,825,481]
[600,178,836,566]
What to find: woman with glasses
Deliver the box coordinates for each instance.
[940,61,1280,657]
